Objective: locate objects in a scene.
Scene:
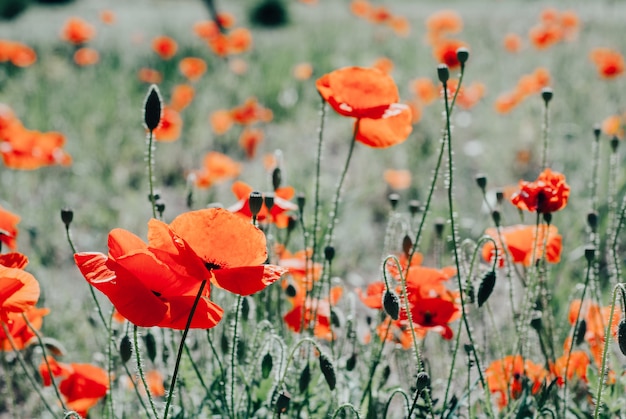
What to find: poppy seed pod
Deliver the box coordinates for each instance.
[264,194,275,211]
[475,174,487,191]
[456,48,469,65]
[593,124,601,140]
[324,246,335,262]
[383,290,400,320]
[541,87,553,104]
[477,271,496,308]
[437,64,450,83]
[61,208,74,227]
[617,319,626,357]
[584,245,596,263]
[408,200,421,216]
[248,192,264,217]
[119,335,133,363]
[144,84,163,131]
[318,353,336,390]
[388,193,400,210]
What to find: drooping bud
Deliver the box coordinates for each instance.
[299,363,311,393]
[143,84,163,132]
[119,335,133,363]
[275,391,290,414]
[249,191,264,218]
[543,212,552,225]
[388,193,400,210]
[383,290,400,320]
[617,319,626,357]
[272,167,282,191]
[318,353,336,390]
[346,352,357,371]
[261,352,273,379]
[477,271,496,308]
[541,87,553,105]
[241,296,250,321]
[475,174,487,191]
[530,311,542,332]
[402,235,413,257]
[285,283,297,297]
[155,200,165,218]
[144,331,157,363]
[61,208,74,228]
[575,319,586,346]
[437,64,449,84]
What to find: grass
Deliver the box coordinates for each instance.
[2,0,626,417]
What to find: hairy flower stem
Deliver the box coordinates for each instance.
[206,330,229,414]
[331,403,361,418]
[441,79,493,417]
[163,279,208,419]
[0,321,57,417]
[147,130,157,219]
[562,254,593,417]
[359,316,392,411]
[540,95,550,170]
[134,325,159,419]
[228,295,243,418]
[594,284,626,419]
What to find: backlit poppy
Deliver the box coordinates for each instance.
[73,47,99,66]
[482,224,562,268]
[192,151,241,189]
[239,128,264,159]
[228,180,298,228]
[551,350,589,386]
[284,284,342,340]
[601,114,624,139]
[486,355,547,409]
[152,36,178,60]
[179,57,207,81]
[277,246,322,289]
[590,48,625,79]
[170,84,195,112]
[153,106,182,142]
[60,17,96,45]
[0,307,49,351]
[0,206,20,251]
[75,219,224,329]
[510,168,570,214]
[433,39,468,69]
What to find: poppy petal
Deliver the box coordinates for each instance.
[163,295,224,329]
[356,104,413,148]
[108,228,148,258]
[0,266,39,314]
[211,265,286,296]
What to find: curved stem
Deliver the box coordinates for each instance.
[383,388,410,418]
[331,403,361,418]
[134,325,159,419]
[163,279,208,419]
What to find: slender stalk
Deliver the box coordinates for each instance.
[163,279,208,419]
[540,93,551,170]
[383,388,410,418]
[147,130,157,219]
[134,325,159,419]
[0,321,57,417]
[331,403,361,418]
[229,295,243,419]
[359,316,392,409]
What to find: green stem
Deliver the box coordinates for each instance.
[359,316,392,410]
[163,279,208,419]
[540,95,550,170]
[134,325,159,419]
[382,388,410,418]
[147,129,157,219]
[230,295,243,419]
[331,403,361,418]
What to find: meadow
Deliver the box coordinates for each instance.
[2,0,626,417]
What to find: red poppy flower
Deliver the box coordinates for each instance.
[60,17,96,45]
[316,66,412,148]
[229,97,273,125]
[0,307,49,351]
[408,296,459,340]
[152,35,178,60]
[228,180,298,228]
[510,168,570,213]
[40,357,109,418]
[192,151,241,189]
[0,206,20,251]
[482,224,562,268]
[0,265,39,319]
[590,48,625,79]
[528,24,562,50]
[486,355,547,409]
[433,39,467,69]
[503,33,523,53]
[277,246,322,289]
[138,67,163,84]
[239,127,264,159]
[383,169,411,190]
[425,10,463,43]
[99,10,116,25]
[153,106,182,142]
[0,252,28,269]
[73,47,100,66]
[284,284,342,340]
[8,43,37,67]
[75,219,224,329]
[551,350,589,386]
[170,84,195,112]
[179,57,207,81]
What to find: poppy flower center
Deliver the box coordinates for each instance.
[205,262,222,270]
[423,311,433,325]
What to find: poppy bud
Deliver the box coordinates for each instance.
[275,391,290,414]
[434,218,445,238]
[249,191,264,217]
[119,335,133,363]
[144,331,157,363]
[346,352,357,371]
[388,193,400,210]
[318,353,336,390]
[381,364,391,385]
[475,174,487,191]
[297,194,306,214]
[456,48,469,65]
[287,215,298,233]
[575,319,587,346]
[584,245,596,263]
[402,235,413,257]
[155,200,165,217]
[261,352,273,379]
[437,64,449,84]
[383,290,400,320]
[324,246,335,262]
[593,124,601,140]
[530,312,542,332]
[148,192,161,202]
[330,309,341,327]
[241,296,250,321]
[408,200,421,216]
[610,137,620,154]
[587,211,598,232]
[491,210,501,227]
[415,371,431,393]
[285,284,297,297]
[477,271,496,308]
[264,194,275,212]
[617,319,626,357]
[543,212,552,225]
[463,343,473,355]
[272,167,282,191]
[61,208,74,227]
[541,87,553,105]
[143,84,163,132]
[299,363,311,393]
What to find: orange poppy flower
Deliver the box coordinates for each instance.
[277,247,322,289]
[7,43,36,67]
[2,129,72,169]
[192,151,241,189]
[560,10,580,41]
[356,281,385,310]
[0,307,49,351]
[551,350,589,386]
[383,169,411,190]
[510,168,570,214]
[0,206,20,251]
[40,357,109,418]
[60,17,96,45]
[601,114,624,139]
[503,33,523,53]
[168,209,286,295]
[153,106,182,142]
[75,223,224,329]
[73,47,99,66]
[284,284,342,340]
[425,9,463,43]
[350,0,371,18]
[317,66,413,148]
[482,224,562,268]
[193,20,220,40]
[528,24,562,50]
[410,77,439,105]
[228,27,253,54]
[229,58,248,75]
[486,355,547,409]
[99,10,116,25]
[390,16,410,37]
[229,97,273,125]
[568,300,621,368]
[368,6,392,24]
[209,109,234,135]
[405,100,423,124]
[228,181,298,228]
[152,36,178,60]
[0,265,40,318]
[433,39,467,69]
[170,84,195,112]
[132,369,166,397]
[293,62,313,80]
[449,80,485,110]
[494,92,521,114]
[179,57,207,81]
[372,57,394,75]
[138,67,162,84]
[239,128,264,159]
[590,48,625,79]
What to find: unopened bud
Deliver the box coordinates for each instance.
[383,290,400,320]
[491,210,501,227]
[437,64,449,83]
[541,87,553,105]
[249,192,264,217]
[402,235,413,257]
[611,136,619,153]
[593,124,601,140]
[275,391,290,414]
[264,194,275,211]
[575,319,587,346]
[477,271,496,308]
[587,211,598,232]
[285,284,297,297]
[297,194,306,214]
[324,246,335,262]
[434,218,445,238]
[584,245,596,263]
[144,332,157,363]
[61,208,74,227]
[119,335,132,363]
[261,352,273,379]
[617,319,626,356]
[495,190,504,205]
[415,371,431,393]
[272,167,282,191]
[299,364,311,393]
[319,353,336,390]
[408,200,421,216]
[143,84,162,131]
[346,352,357,371]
